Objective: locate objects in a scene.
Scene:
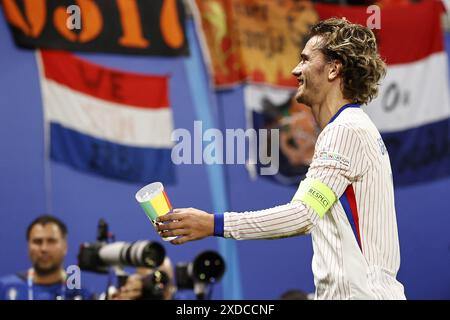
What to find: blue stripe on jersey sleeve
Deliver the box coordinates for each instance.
[214,212,225,237]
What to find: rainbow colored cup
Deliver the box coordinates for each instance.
[135,182,176,241]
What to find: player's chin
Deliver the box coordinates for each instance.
[295,91,305,104]
[295,90,312,107]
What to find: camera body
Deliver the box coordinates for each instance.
[176,250,226,289]
[77,220,226,300]
[175,251,226,299]
[140,270,170,300]
[77,219,169,299]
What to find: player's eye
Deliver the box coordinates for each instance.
[300,54,308,63]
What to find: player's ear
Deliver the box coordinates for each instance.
[328,59,342,81]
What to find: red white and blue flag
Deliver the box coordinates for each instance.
[37,50,175,183]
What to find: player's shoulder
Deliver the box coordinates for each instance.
[332,106,370,126]
[324,108,375,138]
[321,120,362,141]
[315,110,378,156]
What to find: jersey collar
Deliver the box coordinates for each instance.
[328,103,360,125]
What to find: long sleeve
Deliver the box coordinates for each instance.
[215,123,370,240]
[221,201,319,240]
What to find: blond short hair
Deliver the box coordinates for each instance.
[310,18,386,105]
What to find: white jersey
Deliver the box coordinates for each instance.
[222,105,406,300]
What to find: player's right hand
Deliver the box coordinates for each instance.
[156,208,214,245]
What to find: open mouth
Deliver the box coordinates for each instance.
[297,78,304,87]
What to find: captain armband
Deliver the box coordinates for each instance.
[291,178,337,218]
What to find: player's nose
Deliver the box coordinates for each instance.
[292,63,302,77]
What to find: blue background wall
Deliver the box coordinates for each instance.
[0,9,449,299]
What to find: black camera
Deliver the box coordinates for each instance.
[176,250,225,300]
[78,240,166,273]
[77,219,166,274]
[140,270,170,300]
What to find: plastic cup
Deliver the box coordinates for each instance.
[135,182,176,241]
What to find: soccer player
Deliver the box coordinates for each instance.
[157,18,406,300]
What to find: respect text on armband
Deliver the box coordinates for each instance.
[308,187,329,208]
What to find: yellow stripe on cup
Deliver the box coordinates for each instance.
[151,191,172,216]
[140,191,172,221]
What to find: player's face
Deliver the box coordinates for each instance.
[28,223,67,275]
[291,36,329,106]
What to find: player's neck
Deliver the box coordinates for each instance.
[32,268,65,285]
[314,94,352,129]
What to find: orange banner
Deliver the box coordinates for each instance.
[195,0,318,88]
[2,0,188,56]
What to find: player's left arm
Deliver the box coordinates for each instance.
[291,124,371,218]
[157,125,370,244]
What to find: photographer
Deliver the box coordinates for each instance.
[0,215,94,300]
[111,257,176,300]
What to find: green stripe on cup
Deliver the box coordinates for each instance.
[140,201,158,221]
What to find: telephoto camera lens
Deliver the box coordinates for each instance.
[100,240,165,268]
[175,250,226,289]
[78,240,165,273]
[192,250,225,283]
